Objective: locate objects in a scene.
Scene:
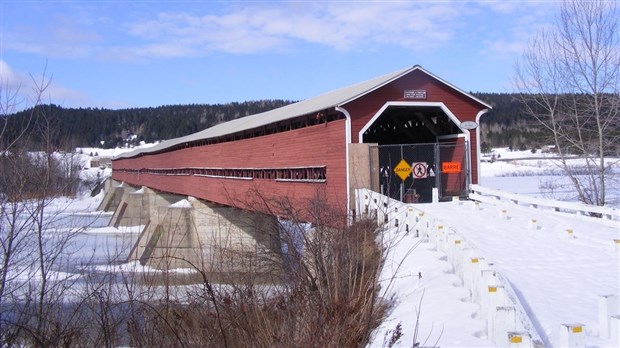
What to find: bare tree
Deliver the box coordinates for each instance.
[0,69,88,346]
[0,72,49,345]
[514,0,620,206]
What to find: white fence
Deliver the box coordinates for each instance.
[469,184,619,221]
[356,188,620,347]
[356,188,542,347]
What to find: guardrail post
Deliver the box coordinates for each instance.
[407,206,415,236]
[599,294,619,339]
[429,224,444,245]
[613,239,620,253]
[479,270,498,316]
[456,247,477,278]
[499,209,509,220]
[439,231,453,253]
[471,258,490,303]
[447,234,463,265]
[561,228,575,239]
[482,285,506,323]
[559,323,585,347]
[507,331,532,347]
[463,257,485,301]
[491,306,516,346]
[611,315,620,346]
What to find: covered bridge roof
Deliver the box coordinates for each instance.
[115,65,491,160]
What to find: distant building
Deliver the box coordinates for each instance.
[91,156,112,168]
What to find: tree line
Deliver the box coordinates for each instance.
[1,93,540,151]
[2,100,293,150]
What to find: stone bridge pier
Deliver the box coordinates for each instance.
[98,178,281,278]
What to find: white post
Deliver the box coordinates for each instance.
[507,332,532,347]
[484,286,508,335]
[499,209,508,220]
[610,315,620,347]
[447,234,463,265]
[407,207,415,236]
[561,228,575,239]
[559,323,585,347]
[599,294,619,339]
[463,257,485,300]
[479,270,498,316]
[471,258,489,303]
[432,187,439,203]
[473,201,480,211]
[492,306,516,346]
[456,248,477,278]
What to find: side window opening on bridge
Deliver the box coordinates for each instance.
[116,166,327,183]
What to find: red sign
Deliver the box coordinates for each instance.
[442,162,461,173]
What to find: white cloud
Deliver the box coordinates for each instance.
[479,1,524,14]
[6,13,101,59]
[481,39,528,59]
[478,2,557,60]
[0,61,93,111]
[123,2,466,57]
[0,60,37,112]
[4,1,558,63]
[0,60,22,89]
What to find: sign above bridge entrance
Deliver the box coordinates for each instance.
[394,159,412,181]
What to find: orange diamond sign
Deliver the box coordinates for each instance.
[394,159,412,181]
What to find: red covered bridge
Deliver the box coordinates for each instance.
[112,65,491,220]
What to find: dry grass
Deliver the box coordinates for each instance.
[124,217,388,348]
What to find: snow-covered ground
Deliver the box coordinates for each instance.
[4,146,618,347]
[479,148,620,206]
[77,142,157,159]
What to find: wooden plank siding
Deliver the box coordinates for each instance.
[113,120,347,220]
[438,137,468,196]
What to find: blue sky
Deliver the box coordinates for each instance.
[1,1,559,110]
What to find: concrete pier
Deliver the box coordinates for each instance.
[98,179,281,276]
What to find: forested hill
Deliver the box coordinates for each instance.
[473,92,542,151]
[3,93,537,150]
[3,100,293,149]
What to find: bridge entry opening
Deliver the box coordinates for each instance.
[362,105,470,203]
[361,105,461,145]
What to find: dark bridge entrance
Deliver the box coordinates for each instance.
[361,103,471,203]
[370,142,469,203]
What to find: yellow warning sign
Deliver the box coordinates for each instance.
[394,159,412,181]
